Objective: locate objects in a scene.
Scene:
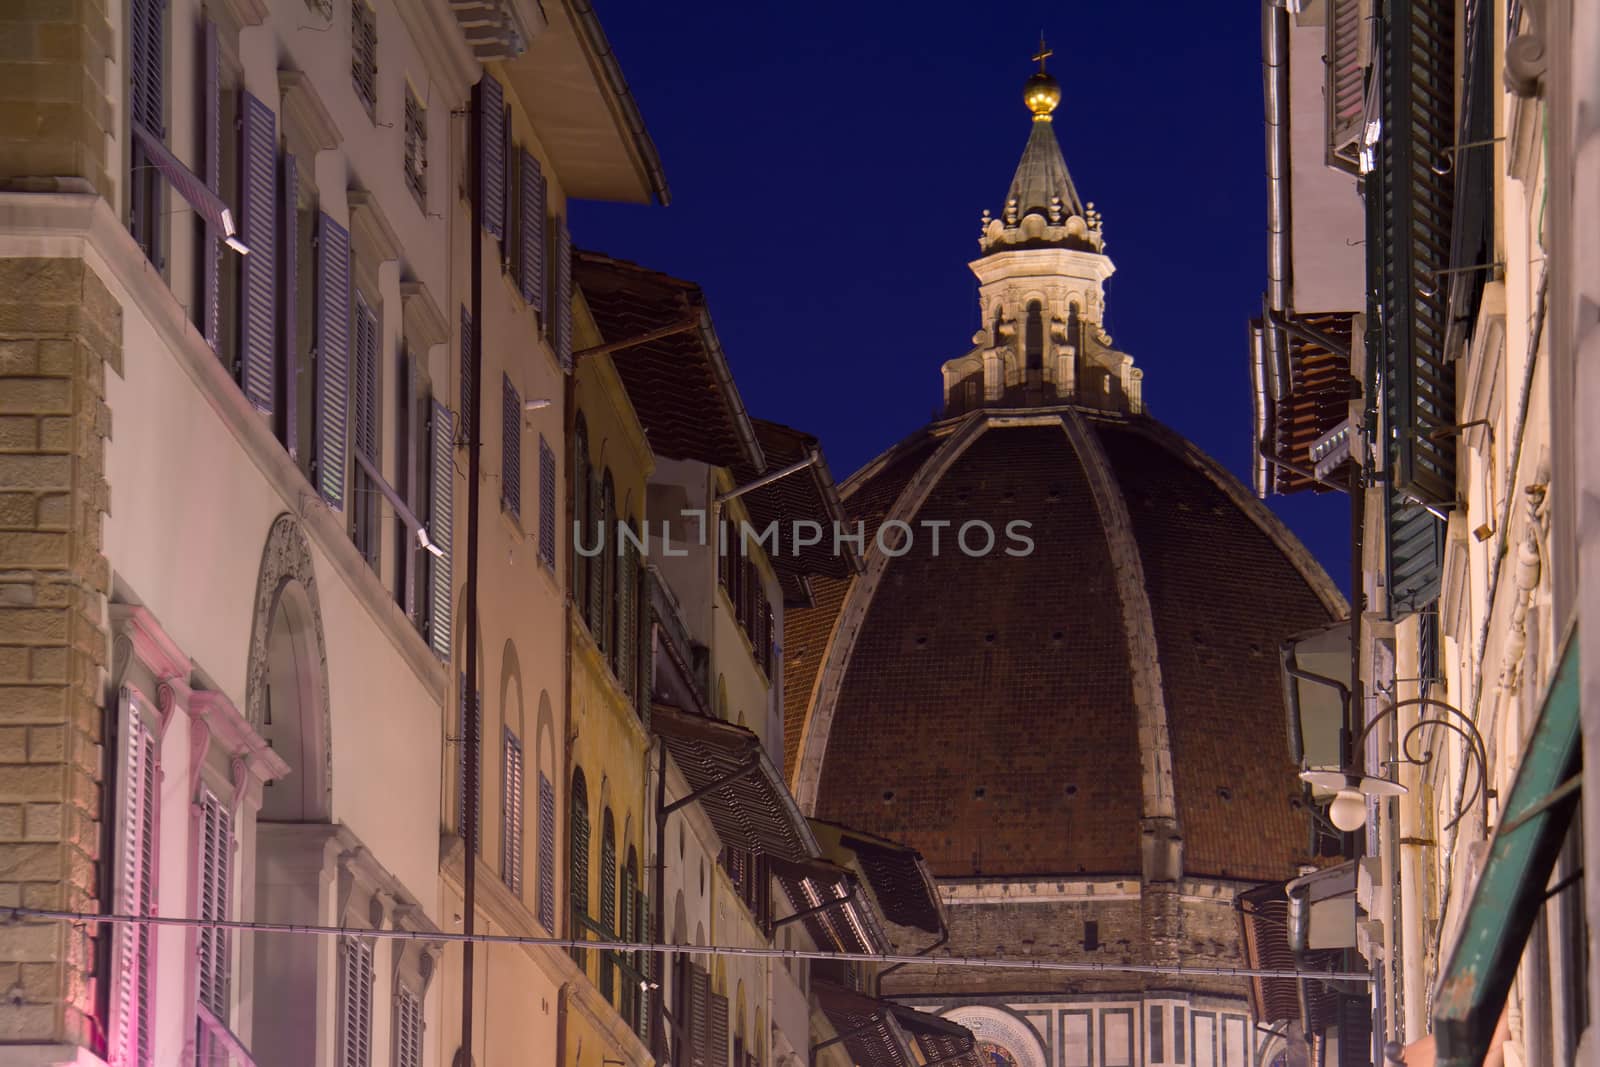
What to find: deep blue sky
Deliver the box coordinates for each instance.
[574,3,1352,593]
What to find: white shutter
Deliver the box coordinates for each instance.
[501,729,524,894]
[196,788,232,1013]
[338,936,375,1067]
[111,689,157,1067]
[394,985,423,1067]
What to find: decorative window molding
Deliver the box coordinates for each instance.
[400,280,447,353]
[278,70,342,171]
[347,188,401,298]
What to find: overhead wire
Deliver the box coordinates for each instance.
[3,905,1373,984]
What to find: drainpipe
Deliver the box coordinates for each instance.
[458,75,487,1067]
[1258,2,1294,499]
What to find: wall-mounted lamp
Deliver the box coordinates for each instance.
[524,398,552,412]
[1299,696,1493,833]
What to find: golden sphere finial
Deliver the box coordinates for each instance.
[1025,71,1061,118]
[1026,36,1059,119]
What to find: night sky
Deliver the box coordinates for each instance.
[574,3,1353,594]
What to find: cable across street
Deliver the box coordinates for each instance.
[3,906,1372,984]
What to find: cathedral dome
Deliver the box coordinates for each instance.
[784,407,1343,883]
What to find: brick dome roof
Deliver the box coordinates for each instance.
[783,407,1343,883]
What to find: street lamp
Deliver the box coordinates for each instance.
[1299,696,1494,833]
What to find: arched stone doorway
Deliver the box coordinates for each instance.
[245,514,331,822]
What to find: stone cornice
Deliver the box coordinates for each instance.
[393,0,479,106]
[190,688,290,780]
[347,189,403,267]
[109,603,192,682]
[278,70,343,165]
[400,280,448,352]
[968,246,1116,288]
[0,194,448,705]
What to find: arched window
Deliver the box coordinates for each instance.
[572,415,591,621]
[1024,300,1044,372]
[600,470,617,662]
[260,581,330,822]
[599,809,617,1002]
[568,768,589,970]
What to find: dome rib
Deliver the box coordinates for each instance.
[1056,409,1179,837]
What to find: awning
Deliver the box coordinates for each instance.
[812,820,944,936]
[654,702,817,862]
[812,982,979,1067]
[1434,626,1582,1066]
[1237,881,1349,1039]
[573,252,763,471]
[771,856,883,955]
[132,122,241,246]
[732,419,861,587]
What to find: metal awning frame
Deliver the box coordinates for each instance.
[1434,625,1582,1066]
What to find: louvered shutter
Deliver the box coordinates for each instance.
[280,153,299,457]
[602,480,618,663]
[619,860,636,1021]
[519,150,546,311]
[478,76,505,239]
[689,966,711,1067]
[460,306,475,439]
[707,991,730,1067]
[111,690,157,1067]
[196,789,233,1020]
[457,677,481,852]
[599,819,617,998]
[428,400,454,659]
[337,937,374,1067]
[573,432,590,616]
[537,770,556,929]
[240,91,278,414]
[538,436,557,569]
[502,729,524,894]
[1325,0,1368,172]
[394,986,423,1067]
[129,0,165,134]
[762,600,774,675]
[200,21,220,352]
[619,531,637,700]
[353,293,380,564]
[1375,0,1456,507]
[502,375,522,518]
[501,103,514,266]
[569,774,590,968]
[315,213,352,509]
[634,888,651,1045]
[554,218,573,370]
[586,470,605,638]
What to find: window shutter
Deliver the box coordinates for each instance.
[196,789,233,1018]
[111,689,157,1067]
[502,375,521,518]
[619,531,637,700]
[394,986,422,1067]
[569,773,590,968]
[200,20,220,353]
[478,76,505,239]
[690,966,711,1067]
[572,428,590,616]
[315,213,352,510]
[537,770,556,929]
[130,0,165,135]
[457,677,481,852]
[519,150,546,311]
[619,859,636,1021]
[350,0,377,118]
[538,435,557,569]
[460,306,475,440]
[337,936,374,1067]
[1375,0,1456,507]
[280,153,299,458]
[599,816,617,999]
[403,88,427,206]
[553,218,573,370]
[239,90,278,414]
[428,399,454,659]
[707,991,730,1067]
[352,294,380,562]
[502,103,514,265]
[634,888,651,1045]
[601,479,617,662]
[502,728,524,894]
[1325,0,1369,172]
